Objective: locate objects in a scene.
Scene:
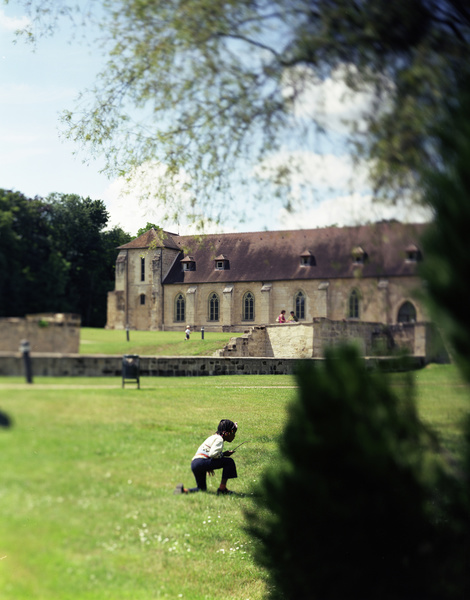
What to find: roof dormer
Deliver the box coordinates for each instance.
[405,244,421,263]
[351,246,367,265]
[181,255,196,271]
[214,254,230,270]
[300,249,315,266]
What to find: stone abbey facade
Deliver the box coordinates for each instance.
[106,222,427,333]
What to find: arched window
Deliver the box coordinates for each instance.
[397,301,417,323]
[208,292,219,321]
[295,291,305,320]
[348,289,360,319]
[175,293,185,322]
[140,294,146,306]
[243,291,254,321]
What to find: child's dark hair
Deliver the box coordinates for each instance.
[217,419,237,436]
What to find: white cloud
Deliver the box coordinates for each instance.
[0,8,30,32]
[283,64,378,135]
[101,162,235,236]
[257,150,372,196]
[277,193,433,230]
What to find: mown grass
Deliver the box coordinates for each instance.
[0,364,469,599]
[79,328,241,357]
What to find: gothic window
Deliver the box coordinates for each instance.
[243,291,254,321]
[208,292,220,321]
[141,257,145,281]
[140,294,146,306]
[348,289,360,319]
[295,291,305,320]
[397,301,417,323]
[175,293,185,322]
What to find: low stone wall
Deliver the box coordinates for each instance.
[0,314,81,354]
[0,353,426,378]
[217,319,449,363]
[311,319,390,357]
[217,324,314,358]
[0,353,301,377]
[267,323,314,358]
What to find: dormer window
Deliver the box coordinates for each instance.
[181,256,196,271]
[300,250,315,266]
[405,244,421,263]
[214,254,229,270]
[352,246,367,265]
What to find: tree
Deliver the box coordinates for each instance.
[419,81,470,386]
[45,193,131,326]
[246,78,470,600]
[136,223,162,238]
[0,189,131,326]
[0,189,68,316]
[247,349,470,600]
[9,0,470,222]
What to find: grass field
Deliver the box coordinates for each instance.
[79,328,241,357]
[0,363,469,599]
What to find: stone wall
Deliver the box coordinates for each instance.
[216,319,449,363]
[0,353,426,378]
[311,318,386,357]
[216,326,269,357]
[0,353,302,377]
[0,314,80,353]
[121,273,427,333]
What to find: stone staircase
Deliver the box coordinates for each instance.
[214,326,267,357]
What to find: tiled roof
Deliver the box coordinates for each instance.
[131,222,428,284]
[117,228,180,250]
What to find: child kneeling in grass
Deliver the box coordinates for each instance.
[174,419,238,496]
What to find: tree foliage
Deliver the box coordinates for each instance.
[247,349,470,600]
[419,81,470,386]
[8,0,470,221]
[246,82,470,599]
[0,189,131,326]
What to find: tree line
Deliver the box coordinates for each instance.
[0,189,131,327]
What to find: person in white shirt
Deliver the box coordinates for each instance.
[174,419,238,495]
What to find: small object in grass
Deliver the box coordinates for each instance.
[217,488,234,496]
[173,483,187,494]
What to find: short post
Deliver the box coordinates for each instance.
[20,339,33,384]
[201,326,204,340]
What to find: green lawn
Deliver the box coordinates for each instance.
[79,327,241,356]
[0,364,469,599]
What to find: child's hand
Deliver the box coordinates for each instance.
[223,450,234,456]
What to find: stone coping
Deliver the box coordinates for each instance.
[0,353,425,378]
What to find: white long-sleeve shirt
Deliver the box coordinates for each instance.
[192,433,224,460]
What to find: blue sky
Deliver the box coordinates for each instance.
[0,4,432,237]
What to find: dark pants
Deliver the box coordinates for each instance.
[190,457,237,491]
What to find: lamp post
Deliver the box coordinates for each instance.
[20,339,33,384]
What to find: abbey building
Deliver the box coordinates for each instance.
[106,221,426,332]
